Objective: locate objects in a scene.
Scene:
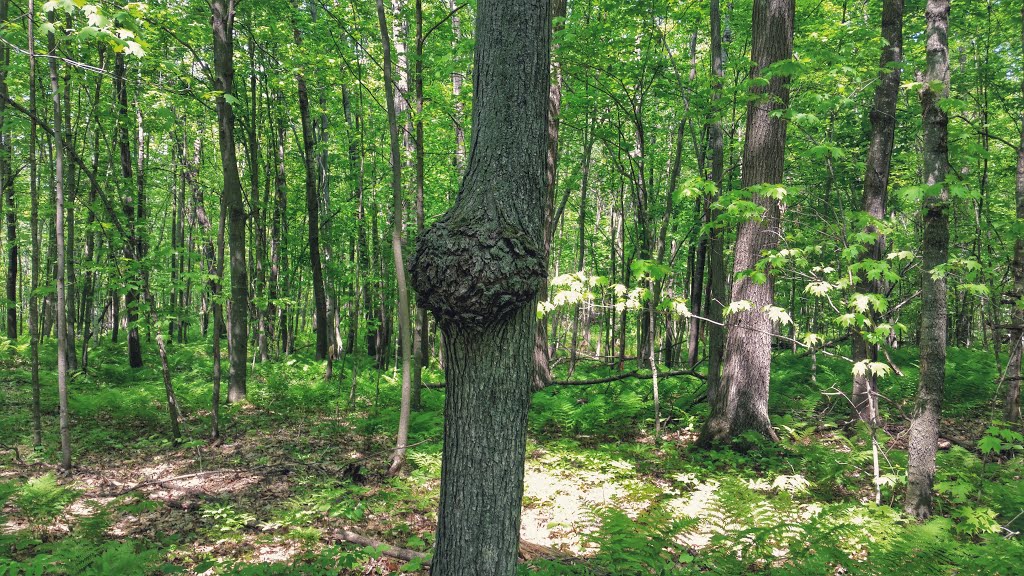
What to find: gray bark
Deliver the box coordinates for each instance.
[1,0,14,339]
[377,0,414,476]
[852,0,904,425]
[905,0,950,520]
[212,0,249,403]
[114,54,143,369]
[409,0,550,572]
[1006,3,1024,424]
[47,10,71,469]
[705,0,727,416]
[294,18,329,362]
[699,0,793,446]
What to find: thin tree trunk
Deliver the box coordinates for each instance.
[852,0,904,424]
[212,201,227,440]
[27,0,41,446]
[212,0,249,403]
[533,0,567,390]
[409,0,550,571]
[294,17,330,362]
[1006,4,1024,424]
[699,0,793,446]
[704,8,729,393]
[146,290,181,442]
[412,0,428,410]
[1,0,15,340]
[114,53,143,369]
[47,9,71,470]
[378,0,414,476]
[569,118,594,377]
[905,0,950,520]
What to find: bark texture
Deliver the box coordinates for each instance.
[211,0,249,403]
[705,0,727,415]
[294,19,329,362]
[699,0,793,446]
[409,0,550,573]
[852,0,904,424]
[114,53,143,369]
[1,0,14,340]
[905,0,950,520]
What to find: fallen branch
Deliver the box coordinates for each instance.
[0,443,24,465]
[329,528,429,564]
[551,368,705,387]
[107,468,266,497]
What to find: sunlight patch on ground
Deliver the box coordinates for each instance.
[520,452,651,554]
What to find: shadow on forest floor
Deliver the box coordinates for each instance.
[1,340,1022,575]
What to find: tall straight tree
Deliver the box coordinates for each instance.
[376,0,413,476]
[534,0,568,390]
[27,0,41,446]
[1,0,15,340]
[47,9,71,470]
[409,0,550,572]
[211,0,249,402]
[293,10,329,362]
[699,0,794,445]
[114,53,143,369]
[851,0,904,424]
[1007,3,1024,424]
[705,0,727,415]
[905,0,951,520]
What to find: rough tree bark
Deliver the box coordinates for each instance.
[294,14,330,362]
[409,0,550,572]
[699,0,793,446]
[852,0,904,425]
[534,0,567,390]
[905,0,950,520]
[114,53,143,369]
[705,0,727,415]
[211,0,249,403]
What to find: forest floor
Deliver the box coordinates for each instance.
[1,338,1022,575]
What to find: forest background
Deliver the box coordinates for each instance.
[0,0,1022,574]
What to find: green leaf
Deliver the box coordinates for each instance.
[977,435,1002,455]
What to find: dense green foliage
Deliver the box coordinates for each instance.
[2,339,1021,574]
[0,0,1022,573]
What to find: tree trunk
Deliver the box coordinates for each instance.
[852,0,904,425]
[705,1,731,399]
[27,0,41,446]
[1,0,15,340]
[409,0,550,572]
[377,0,414,476]
[114,53,143,369]
[413,0,428,410]
[212,0,249,403]
[534,0,567,390]
[212,200,227,440]
[699,0,793,446]
[47,10,71,470]
[905,0,950,520]
[294,18,330,362]
[1006,4,1024,424]
[569,118,594,377]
